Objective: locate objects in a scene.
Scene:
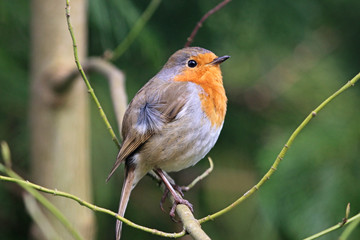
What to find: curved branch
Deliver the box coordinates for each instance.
[199,72,360,224]
[182,157,214,192]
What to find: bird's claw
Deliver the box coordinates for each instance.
[173,184,185,197]
[169,198,194,221]
[159,183,184,211]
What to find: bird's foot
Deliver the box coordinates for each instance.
[169,196,194,221]
[160,183,184,212]
[159,184,194,221]
[172,184,185,196]
[155,169,193,221]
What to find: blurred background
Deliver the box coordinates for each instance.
[1,0,360,239]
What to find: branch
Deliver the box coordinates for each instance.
[0,175,186,238]
[339,213,360,240]
[85,58,127,133]
[199,72,360,224]
[151,172,211,240]
[184,0,231,47]
[2,142,213,239]
[182,157,214,192]
[65,0,121,149]
[304,212,360,240]
[176,205,210,240]
[147,158,215,239]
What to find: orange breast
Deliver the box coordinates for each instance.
[197,69,227,127]
[174,54,227,127]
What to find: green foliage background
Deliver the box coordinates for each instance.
[0,0,359,239]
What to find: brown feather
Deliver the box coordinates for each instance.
[106,80,189,181]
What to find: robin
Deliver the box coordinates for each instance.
[107,47,230,239]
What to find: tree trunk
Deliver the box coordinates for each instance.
[30,0,95,239]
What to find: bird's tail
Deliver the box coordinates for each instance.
[116,167,135,240]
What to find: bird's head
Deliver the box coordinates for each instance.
[160,47,230,84]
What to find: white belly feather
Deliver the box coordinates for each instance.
[136,82,223,173]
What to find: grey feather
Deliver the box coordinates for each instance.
[136,101,164,134]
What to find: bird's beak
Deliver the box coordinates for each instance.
[209,55,230,65]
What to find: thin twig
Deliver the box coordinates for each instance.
[65,0,121,149]
[85,58,127,133]
[303,212,360,240]
[339,213,360,240]
[183,157,214,191]
[199,72,360,224]
[109,0,162,61]
[0,175,186,238]
[185,0,231,47]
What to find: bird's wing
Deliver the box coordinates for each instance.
[106,80,189,181]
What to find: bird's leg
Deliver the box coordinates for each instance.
[159,171,185,196]
[159,182,185,214]
[155,169,194,218]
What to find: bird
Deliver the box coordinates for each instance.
[106,46,230,240]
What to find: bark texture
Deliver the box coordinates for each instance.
[30,0,94,239]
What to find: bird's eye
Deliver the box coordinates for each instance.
[187,60,197,68]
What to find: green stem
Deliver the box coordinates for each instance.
[339,214,360,240]
[199,72,360,224]
[0,175,185,238]
[183,157,214,191]
[65,0,121,149]
[304,212,360,240]
[110,0,162,61]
